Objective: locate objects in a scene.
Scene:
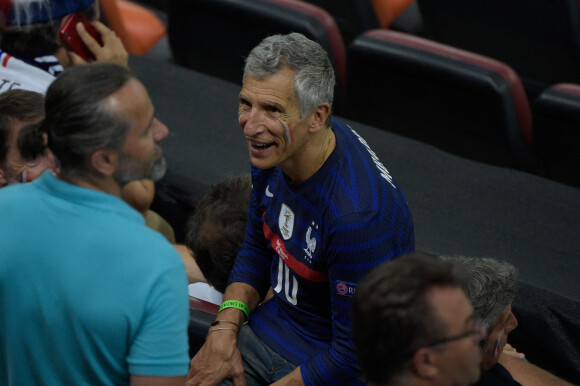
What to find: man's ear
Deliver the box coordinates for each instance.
[309,102,331,133]
[411,347,439,380]
[90,149,119,177]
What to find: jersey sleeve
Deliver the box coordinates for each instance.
[228,188,273,298]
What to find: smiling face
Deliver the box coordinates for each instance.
[238,67,324,181]
[106,78,169,185]
[480,305,519,370]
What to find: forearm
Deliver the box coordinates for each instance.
[186,282,260,385]
[499,354,572,386]
[217,282,261,325]
[173,244,206,284]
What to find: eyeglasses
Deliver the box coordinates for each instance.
[405,320,486,358]
[422,327,485,349]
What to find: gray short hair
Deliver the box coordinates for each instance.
[441,256,518,332]
[243,33,335,126]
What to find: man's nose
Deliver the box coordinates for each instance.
[507,313,518,333]
[153,118,169,142]
[240,109,266,136]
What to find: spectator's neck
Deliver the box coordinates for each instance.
[59,171,123,198]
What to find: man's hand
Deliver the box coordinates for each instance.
[186,329,246,386]
[70,21,129,67]
[501,343,525,360]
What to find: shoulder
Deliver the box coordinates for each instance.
[0,51,55,94]
[333,119,398,190]
[0,181,41,211]
[313,120,404,219]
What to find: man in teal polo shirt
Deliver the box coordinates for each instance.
[0,63,189,385]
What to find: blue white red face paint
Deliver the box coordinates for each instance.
[492,338,501,358]
[280,120,291,144]
[239,110,292,144]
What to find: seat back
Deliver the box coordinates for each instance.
[347,29,533,169]
[188,296,218,357]
[100,0,167,55]
[532,83,580,188]
[416,0,580,100]
[302,0,379,44]
[167,0,347,91]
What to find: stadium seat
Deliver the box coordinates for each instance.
[532,83,580,188]
[301,0,379,45]
[416,0,580,100]
[167,0,348,113]
[100,0,167,55]
[347,29,534,170]
[188,296,218,357]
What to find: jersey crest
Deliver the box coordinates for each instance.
[279,203,294,240]
[303,222,318,261]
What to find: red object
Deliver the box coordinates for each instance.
[60,13,103,61]
[189,296,219,315]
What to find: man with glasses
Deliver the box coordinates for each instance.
[352,252,484,386]
[447,256,572,385]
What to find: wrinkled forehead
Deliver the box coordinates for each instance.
[241,68,298,104]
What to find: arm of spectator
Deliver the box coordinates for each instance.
[502,343,525,360]
[70,21,129,67]
[174,244,206,284]
[130,375,186,386]
[499,353,572,385]
[186,282,261,386]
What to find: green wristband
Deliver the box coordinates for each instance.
[219,300,250,322]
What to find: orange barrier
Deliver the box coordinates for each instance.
[371,0,414,28]
[100,0,167,55]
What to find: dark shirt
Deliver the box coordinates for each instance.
[475,363,521,385]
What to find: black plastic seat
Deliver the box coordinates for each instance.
[532,83,580,188]
[167,0,347,97]
[347,29,534,170]
[188,297,218,357]
[301,0,380,45]
[416,0,580,101]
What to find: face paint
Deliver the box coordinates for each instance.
[280,120,291,144]
[492,338,501,358]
